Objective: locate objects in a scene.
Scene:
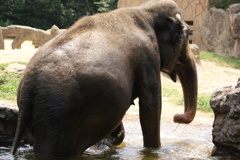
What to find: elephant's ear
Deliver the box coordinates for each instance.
[165,15,183,44]
[157,17,184,50]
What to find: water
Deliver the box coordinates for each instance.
[0,140,213,160]
[0,102,237,159]
[0,120,222,160]
[0,126,237,160]
[1,143,238,160]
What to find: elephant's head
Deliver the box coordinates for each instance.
[156,13,198,124]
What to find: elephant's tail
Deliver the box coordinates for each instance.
[11,84,34,155]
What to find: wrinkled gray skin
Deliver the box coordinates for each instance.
[11,0,198,159]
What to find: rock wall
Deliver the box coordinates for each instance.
[174,0,208,48]
[0,103,31,146]
[0,104,18,146]
[118,0,209,48]
[211,78,240,156]
[201,4,240,58]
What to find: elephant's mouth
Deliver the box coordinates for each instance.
[161,59,185,83]
[161,68,177,82]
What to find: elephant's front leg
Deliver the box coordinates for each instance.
[139,98,161,147]
[138,73,161,148]
[96,122,125,148]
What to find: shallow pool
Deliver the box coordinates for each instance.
[1,120,234,160]
[1,101,237,160]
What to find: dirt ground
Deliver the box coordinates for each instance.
[0,39,240,145]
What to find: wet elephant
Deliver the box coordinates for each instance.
[11,0,198,159]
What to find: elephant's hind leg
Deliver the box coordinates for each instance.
[96,122,125,147]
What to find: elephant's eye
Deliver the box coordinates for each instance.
[188,29,193,35]
[171,32,181,47]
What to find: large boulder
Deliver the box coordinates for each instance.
[201,8,233,56]
[228,4,240,38]
[211,78,240,156]
[228,4,240,59]
[201,4,240,58]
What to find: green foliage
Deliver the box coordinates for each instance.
[0,71,22,101]
[0,0,118,29]
[162,86,183,105]
[200,51,240,69]
[0,63,9,70]
[0,0,15,26]
[196,94,212,112]
[210,0,240,9]
[94,0,117,12]
[0,62,27,101]
[162,87,212,113]
[162,87,180,98]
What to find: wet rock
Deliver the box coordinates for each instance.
[0,103,18,146]
[0,103,31,146]
[210,78,240,156]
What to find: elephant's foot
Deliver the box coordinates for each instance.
[96,122,125,148]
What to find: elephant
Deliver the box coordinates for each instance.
[11,0,198,159]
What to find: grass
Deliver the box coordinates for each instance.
[0,63,10,70]
[0,72,22,101]
[162,86,212,113]
[162,85,182,105]
[196,94,212,113]
[197,51,240,112]
[162,51,240,113]
[0,62,27,70]
[0,62,25,102]
[0,51,239,112]
[200,51,240,69]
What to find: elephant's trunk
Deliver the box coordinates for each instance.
[174,43,198,124]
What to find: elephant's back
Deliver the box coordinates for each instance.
[22,38,134,110]
[18,13,139,116]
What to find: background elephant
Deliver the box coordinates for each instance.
[11,0,197,159]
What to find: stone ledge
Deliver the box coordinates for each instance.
[0,103,31,146]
